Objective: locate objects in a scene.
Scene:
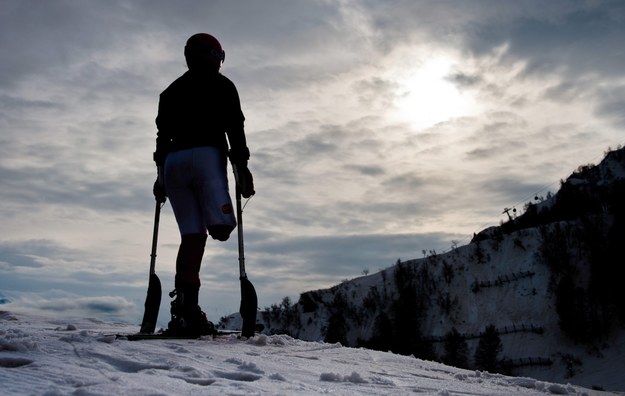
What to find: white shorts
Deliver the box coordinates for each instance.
[164,146,236,236]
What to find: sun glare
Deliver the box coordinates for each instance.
[394,58,474,129]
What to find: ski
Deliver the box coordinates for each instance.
[116,324,264,341]
[116,329,241,341]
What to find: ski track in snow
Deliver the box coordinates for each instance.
[0,312,617,395]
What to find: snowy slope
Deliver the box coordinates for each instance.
[0,311,617,395]
[245,226,625,393]
[239,147,625,393]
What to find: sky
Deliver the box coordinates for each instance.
[1,0,625,326]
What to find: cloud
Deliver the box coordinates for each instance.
[0,239,148,322]
[353,77,398,109]
[40,295,133,314]
[458,1,625,79]
[1,0,624,324]
[446,72,483,89]
[1,1,140,87]
[0,239,83,269]
[593,85,625,128]
[4,293,136,319]
[345,164,385,177]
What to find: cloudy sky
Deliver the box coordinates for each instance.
[1,0,624,326]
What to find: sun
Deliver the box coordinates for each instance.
[393,57,475,129]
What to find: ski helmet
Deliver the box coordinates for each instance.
[184,33,225,65]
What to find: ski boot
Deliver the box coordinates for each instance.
[165,288,216,337]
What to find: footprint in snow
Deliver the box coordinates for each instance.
[320,371,368,384]
[224,358,264,374]
[0,357,34,368]
[212,370,262,382]
[175,376,216,386]
[87,352,170,373]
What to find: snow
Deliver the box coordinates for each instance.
[0,311,616,395]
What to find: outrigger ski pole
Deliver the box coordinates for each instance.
[140,195,165,334]
[233,164,258,338]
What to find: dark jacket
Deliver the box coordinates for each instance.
[155,70,248,165]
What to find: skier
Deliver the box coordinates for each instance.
[153,33,255,336]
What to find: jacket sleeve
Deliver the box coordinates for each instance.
[224,79,250,165]
[154,93,173,166]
